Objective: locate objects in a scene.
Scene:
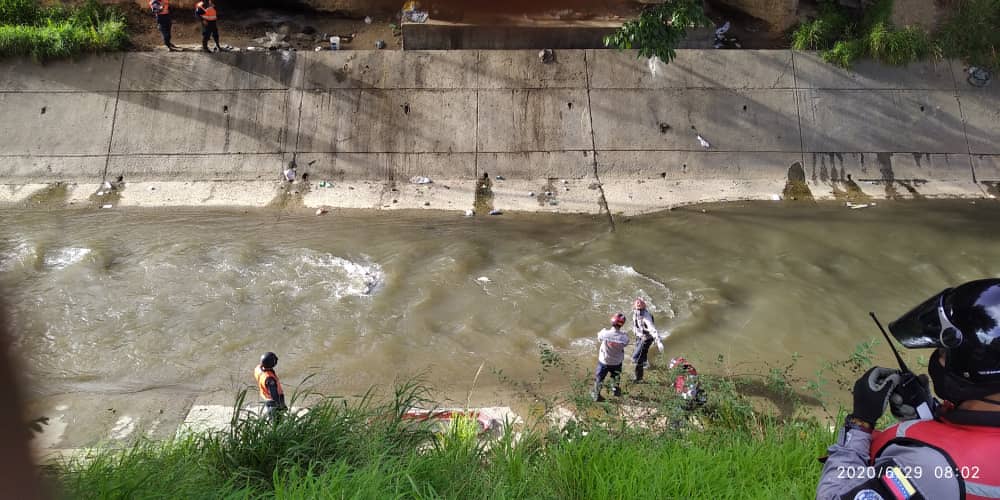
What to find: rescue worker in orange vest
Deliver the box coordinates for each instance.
[195,0,221,53]
[149,0,178,51]
[816,279,1000,500]
[254,352,286,418]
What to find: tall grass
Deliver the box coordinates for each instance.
[51,364,836,499]
[791,0,937,68]
[936,0,1000,70]
[0,0,127,60]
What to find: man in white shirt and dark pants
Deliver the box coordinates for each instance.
[593,313,630,401]
[631,298,665,383]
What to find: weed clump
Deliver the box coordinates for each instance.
[0,0,127,61]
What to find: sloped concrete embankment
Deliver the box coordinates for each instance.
[1,50,998,216]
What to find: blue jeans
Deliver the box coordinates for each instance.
[632,336,654,380]
[594,362,622,398]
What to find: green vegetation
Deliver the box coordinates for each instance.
[936,0,1000,70]
[791,0,936,68]
[50,351,850,499]
[603,0,711,64]
[793,0,999,69]
[0,0,127,60]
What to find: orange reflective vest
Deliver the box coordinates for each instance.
[254,366,284,402]
[149,0,169,15]
[196,2,217,21]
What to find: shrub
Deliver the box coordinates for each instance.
[936,0,1000,70]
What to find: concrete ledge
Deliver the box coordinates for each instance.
[402,20,619,51]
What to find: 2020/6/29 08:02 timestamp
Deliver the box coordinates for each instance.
[836,465,981,480]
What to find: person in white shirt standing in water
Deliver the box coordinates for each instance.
[631,298,665,383]
[593,313,630,401]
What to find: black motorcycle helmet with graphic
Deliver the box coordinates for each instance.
[260,352,279,370]
[889,279,1000,404]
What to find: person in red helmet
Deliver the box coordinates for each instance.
[817,279,1000,500]
[669,357,706,409]
[631,297,665,383]
[592,313,630,402]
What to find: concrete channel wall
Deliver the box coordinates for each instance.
[1,50,998,215]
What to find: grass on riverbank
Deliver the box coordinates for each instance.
[0,0,127,60]
[50,364,837,499]
[792,0,1000,70]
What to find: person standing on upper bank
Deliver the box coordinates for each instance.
[593,313,630,402]
[255,352,286,418]
[631,298,665,383]
[816,278,1000,500]
[195,0,222,53]
[149,0,178,51]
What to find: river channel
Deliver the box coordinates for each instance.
[3,201,1000,440]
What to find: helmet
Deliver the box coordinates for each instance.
[634,298,646,310]
[610,313,626,327]
[889,279,1000,401]
[669,357,697,374]
[260,351,278,369]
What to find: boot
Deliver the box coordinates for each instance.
[202,44,212,53]
[634,365,644,383]
[591,381,604,402]
[612,385,622,397]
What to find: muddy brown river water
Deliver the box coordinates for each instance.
[3,201,1000,444]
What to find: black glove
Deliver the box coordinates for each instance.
[889,373,934,421]
[851,367,901,427]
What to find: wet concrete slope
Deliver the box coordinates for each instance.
[0,50,997,214]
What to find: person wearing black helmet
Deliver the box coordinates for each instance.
[816,279,1000,500]
[254,352,286,418]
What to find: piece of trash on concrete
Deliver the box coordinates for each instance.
[464,209,475,217]
[846,202,875,209]
[696,135,711,149]
[488,209,503,215]
[528,191,535,196]
[364,16,373,24]
[968,66,993,87]
[495,175,505,181]
[101,204,113,209]
[315,46,325,52]
[423,201,431,206]
[476,276,491,283]
[102,181,113,190]
[318,180,333,188]
[96,191,105,196]
[562,179,568,184]
[410,176,432,185]
[315,208,328,216]
[283,167,296,182]
[375,40,386,49]
[330,36,341,50]
[539,48,555,64]
[545,191,553,196]
[770,194,780,201]
[148,186,156,191]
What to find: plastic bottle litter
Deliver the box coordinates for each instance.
[375,40,386,49]
[330,36,341,50]
[364,16,373,24]
[528,191,535,197]
[488,209,503,216]
[696,135,711,149]
[476,276,491,283]
[410,176,432,185]
[316,208,328,216]
[102,181,113,190]
[464,209,475,217]
[495,175,505,181]
[101,204,113,209]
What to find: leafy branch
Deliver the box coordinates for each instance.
[603,0,711,64]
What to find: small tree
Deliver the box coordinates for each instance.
[603,0,711,64]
